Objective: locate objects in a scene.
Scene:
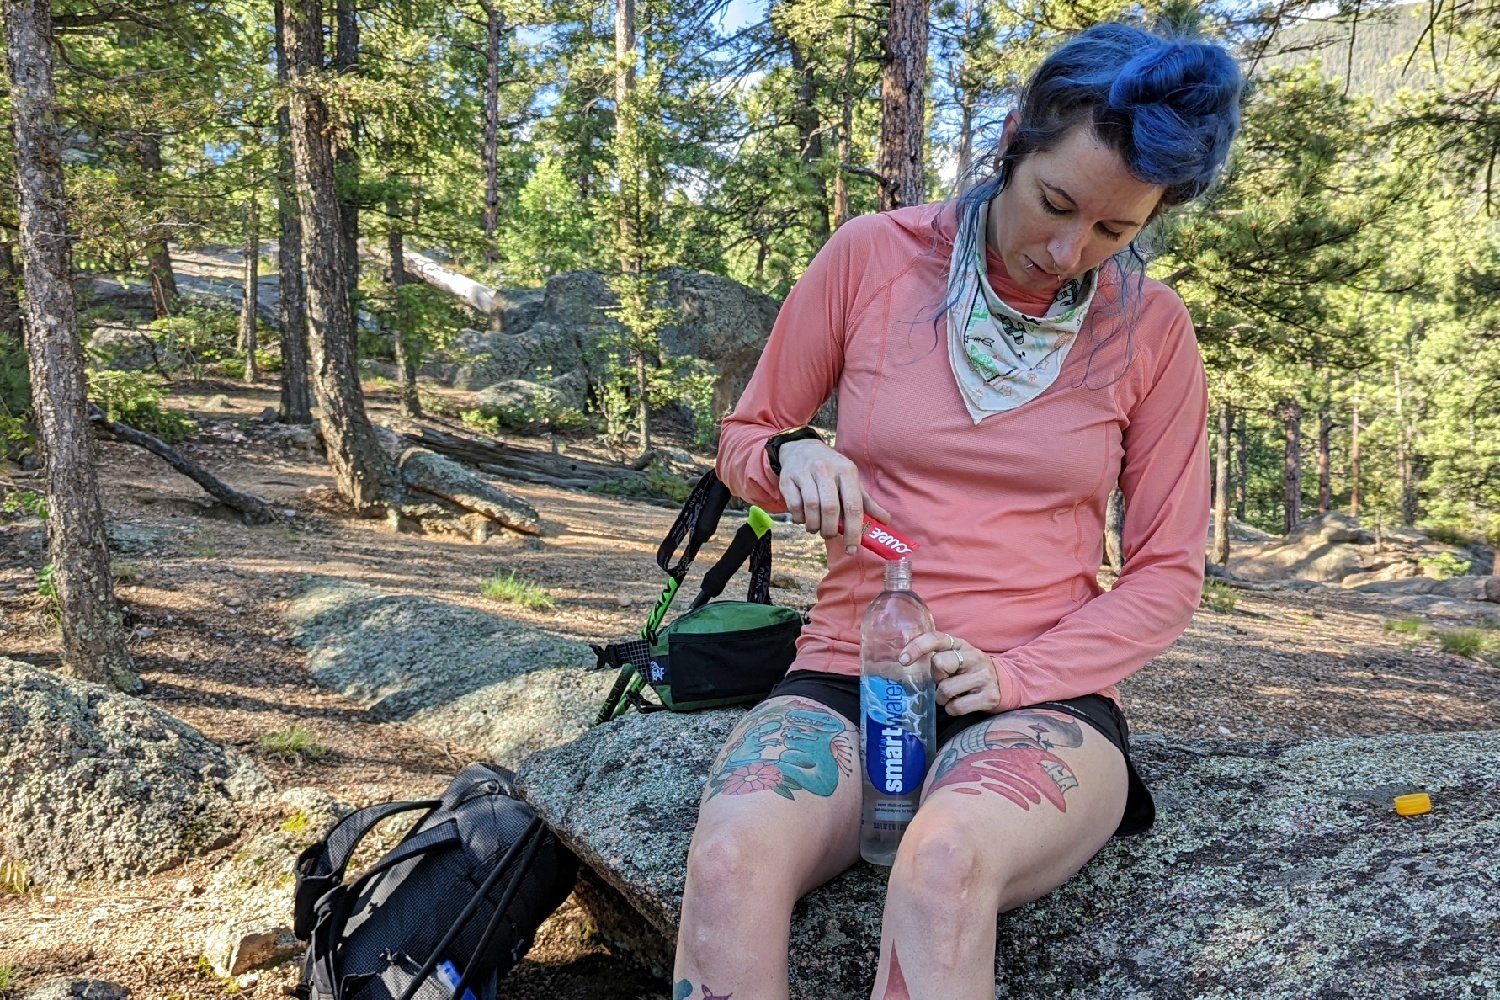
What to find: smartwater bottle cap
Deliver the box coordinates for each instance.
[1393,793,1432,816]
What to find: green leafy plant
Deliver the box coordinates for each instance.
[481,571,555,611]
[35,561,57,602]
[1,489,46,519]
[1419,551,1472,580]
[0,414,33,462]
[88,369,197,443]
[257,725,330,761]
[1383,616,1424,635]
[0,963,18,990]
[1201,580,1238,613]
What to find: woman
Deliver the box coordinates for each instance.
[674,22,1243,1000]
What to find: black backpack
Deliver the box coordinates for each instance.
[291,762,577,1000]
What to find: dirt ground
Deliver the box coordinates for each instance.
[1,380,1498,1000]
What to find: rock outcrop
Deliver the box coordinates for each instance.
[516,710,1500,998]
[285,580,614,767]
[0,658,269,885]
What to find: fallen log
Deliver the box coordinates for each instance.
[398,450,542,536]
[89,405,277,525]
[396,423,649,490]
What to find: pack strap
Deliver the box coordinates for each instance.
[293,798,439,941]
[393,816,546,1000]
[689,520,773,609]
[656,470,732,578]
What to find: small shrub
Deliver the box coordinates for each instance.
[216,357,247,380]
[110,559,142,582]
[1422,523,1477,548]
[1419,551,1472,580]
[35,561,57,602]
[0,856,31,895]
[258,725,330,761]
[481,571,554,611]
[1201,580,1237,613]
[0,413,34,462]
[1,488,46,519]
[88,369,197,443]
[1383,617,1424,636]
[1436,629,1489,658]
[0,963,17,990]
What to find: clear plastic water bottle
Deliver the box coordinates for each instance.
[859,557,936,866]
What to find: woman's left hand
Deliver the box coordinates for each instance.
[901,630,1002,716]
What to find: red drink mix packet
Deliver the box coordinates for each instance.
[850,514,918,560]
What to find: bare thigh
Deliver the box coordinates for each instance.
[917,706,1128,905]
[689,694,865,896]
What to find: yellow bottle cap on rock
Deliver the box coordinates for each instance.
[1394,793,1432,816]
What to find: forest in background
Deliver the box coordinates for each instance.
[1,0,1498,685]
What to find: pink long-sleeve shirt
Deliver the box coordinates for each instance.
[716,202,1209,710]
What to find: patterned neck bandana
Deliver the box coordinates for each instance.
[947,200,1099,423]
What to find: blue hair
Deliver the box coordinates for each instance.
[941,22,1243,385]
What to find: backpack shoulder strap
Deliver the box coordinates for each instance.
[293,798,438,941]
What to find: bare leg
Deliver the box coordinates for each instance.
[870,709,1129,1000]
[674,696,863,1000]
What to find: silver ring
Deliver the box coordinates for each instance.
[953,650,965,671]
[946,633,958,651]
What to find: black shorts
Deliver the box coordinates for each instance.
[766,670,1155,836]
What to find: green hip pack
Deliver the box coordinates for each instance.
[593,470,807,722]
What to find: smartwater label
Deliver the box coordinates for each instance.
[861,677,927,795]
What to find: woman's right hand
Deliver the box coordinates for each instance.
[776,439,892,555]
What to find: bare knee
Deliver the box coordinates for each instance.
[681,821,781,941]
[887,823,1003,964]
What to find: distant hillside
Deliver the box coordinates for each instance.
[1247,3,1457,105]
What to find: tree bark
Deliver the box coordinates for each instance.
[1235,411,1248,520]
[614,0,638,270]
[285,0,402,512]
[785,25,830,241]
[386,188,421,418]
[1349,397,1361,516]
[274,0,313,425]
[833,15,855,229]
[1213,401,1232,566]
[877,0,928,212]
[1394,362,1417,526]
[480,1,504,270]
[0,241,22,345]
[334,0,360,311]
[131,131,180,318]
[239,183,260,384]
[1280,397,1303,534]
[5,0,137,691]
[1317,399,1332,514]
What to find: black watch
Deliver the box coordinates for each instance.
[766,426,824,475]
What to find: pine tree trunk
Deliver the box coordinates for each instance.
[1394,362,1417,526]
[480,1,503,269]
[1235,411,1248,520]
[635,349,651,455]
[1213,401,1232,566]
[275,0,312,425]
[0,240,22,344]
[786,29,830,241]
[132,131,181,318]
[1349,397,1361,516]
[1317,400,1332,514]
[877,0,928,211]
[285,0,402,512]
[614,0,638,270]
[1280,398,1303,534]
[239,188,260,384]
[386,191,421,418]
[833,16,855,229]
[5,0,137,691]
[334,0,360,311]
